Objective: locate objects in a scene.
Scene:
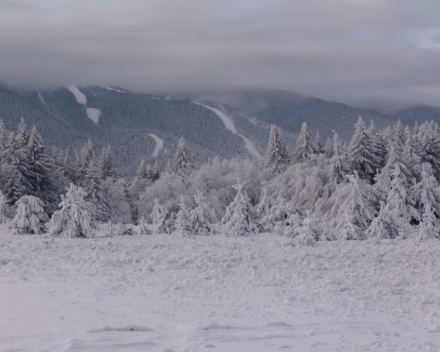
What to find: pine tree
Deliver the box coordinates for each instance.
[10,195,48,235]
[150,198,169,234]
[99,145,118,179]
[324,137,334,158]
[347,117,379,182]
[411,163,440,238]
[170,137,195,177]
[293,122,318,163]
[0,191,7,223]
[329,172,377,240]
[221,183,262,236]
[77,139,94,181]
[82,160,109,222]
[189,191,215,235]
[263,124,290,174]
[48,184,95,238]
[175,197,191,236]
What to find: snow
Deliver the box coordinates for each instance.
[67,86,101,124]
[86,108,101,125]
[1,228,440,351]
[100,86,127,93]
[148,133,164,158]
[37,90,47,106]
[194,102,263,159]
[67,86,87,105]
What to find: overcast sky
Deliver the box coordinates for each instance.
[1,0,440,108]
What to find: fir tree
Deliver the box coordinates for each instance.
[171,137,195,177]
[10,195,48,235]
[221,183,262,236]
[189,191,215,235]
[263,124,290,174]
[48,184,95,238]
[292,122,318,163]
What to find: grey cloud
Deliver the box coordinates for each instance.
[0,0,440,108]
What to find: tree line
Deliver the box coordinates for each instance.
[2,116,440,242]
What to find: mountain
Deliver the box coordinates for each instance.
[180,88,396,140]
[1,86,275,175]
[391,105,440,126]
[1,85,431,176]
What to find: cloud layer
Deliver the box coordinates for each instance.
[1,0,440,107]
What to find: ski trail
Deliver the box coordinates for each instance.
[37,90,47,106]
[67,86,101,125]
[194,102,262,159]
[148,133,164,158]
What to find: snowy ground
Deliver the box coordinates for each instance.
[1,228,440,352]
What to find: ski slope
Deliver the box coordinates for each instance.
[148,133,164,158]
[1,228,440,352]
[67,86,101,124]
[194,102,262,159]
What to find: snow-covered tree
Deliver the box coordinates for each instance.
[329,172,377,240]
[347,117,379,181]
[150,198,171,234]
[102,177,132,224]
[99,145,118,179]
[411,163,440,238]
[175,197,192,236]
[48,184,95,238]
[189,191,215,235]
[0,191,8,223]
[221,183,262,236]
[170,137,195,177]
[10,195,48,235]
[263,124,290,174]
[292,122,318,163]
[138,216,152,235]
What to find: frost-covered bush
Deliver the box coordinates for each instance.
[48,184,95,238]
[10,195,48,234]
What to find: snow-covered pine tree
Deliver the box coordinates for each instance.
[329,171,377,240]
[0,190,7,223]
[102,177,132,224]
[170,137,195,177]
[314,131,324,154]
[411,163,440,238]
[99,145,118,179]
[366,201,400,240]
[76,139,94,181]
[138,216,152,235]
[285,211,319,246]
[10,195,48,235]
[189,191,215,235]
[347,117,379,182]
[150,198,170,234]
[48,184,95,238]
[82,160,109,222]
[175,196,192,236]
[221,183,262,236]
[263,124,290,174]
[292,122,318,163]
[324,137,333,158]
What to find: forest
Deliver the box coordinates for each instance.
[1,116,439,243]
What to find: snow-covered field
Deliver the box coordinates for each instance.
[1,228,440,351]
